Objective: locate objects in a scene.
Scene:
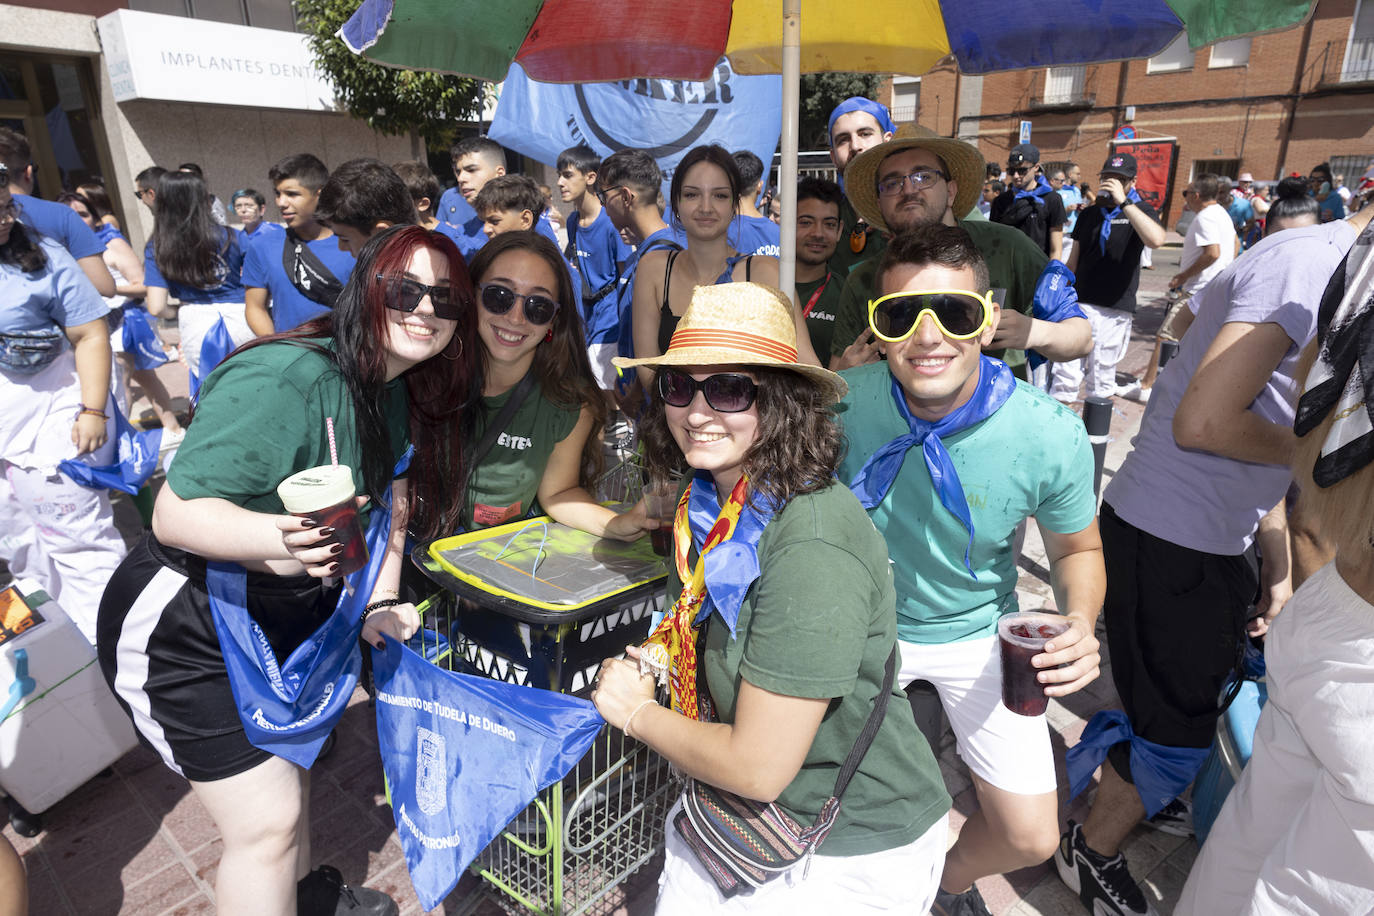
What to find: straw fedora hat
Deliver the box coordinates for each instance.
[612,282,847,405]
[844,124,986,233]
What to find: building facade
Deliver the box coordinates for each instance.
[880,0,1374,227]
[1,0,414,249]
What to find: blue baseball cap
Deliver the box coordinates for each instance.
[827,97,896,147]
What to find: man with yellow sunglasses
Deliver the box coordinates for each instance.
[836,224,1104,916]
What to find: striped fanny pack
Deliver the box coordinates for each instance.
[672,647,897,896]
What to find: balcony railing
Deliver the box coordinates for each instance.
[1029,67,1095,110]
[1317,38,1374,86]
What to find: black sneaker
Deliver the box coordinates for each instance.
[930,884,994,916]
[1054,821,1158,916]
[1142,797,1193,837]
[297,865,399,916]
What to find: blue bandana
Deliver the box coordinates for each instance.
[684,470,774,636]
[1099,188,1143,254]
[827,97,896,144]
[848,357,1017,576]
[1013,174,1056,205]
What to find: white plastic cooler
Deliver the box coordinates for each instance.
[0,579,138,813]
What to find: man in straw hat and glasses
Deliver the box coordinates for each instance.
[834,223,1104,916]
[829,125,1091,378]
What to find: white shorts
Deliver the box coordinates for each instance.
[585,343,618,391]
[656,800,948,914]
[177,302,253,378]
[898,634,1057,796]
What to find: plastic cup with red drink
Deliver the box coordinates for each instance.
[643,478,681,557]
[276,465,369,577]
[997,611,1070,717]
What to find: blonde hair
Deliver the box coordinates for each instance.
[1293,341,1374,557]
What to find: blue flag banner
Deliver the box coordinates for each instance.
[489,58,781,203]
[58,404,161,496]
[373,637,604,911]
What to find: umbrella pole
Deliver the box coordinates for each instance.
[778,0,800,300]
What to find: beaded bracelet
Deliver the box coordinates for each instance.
[361,597,402,623]
[77,405,109,420]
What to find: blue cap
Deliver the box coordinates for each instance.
[827,97,896,147]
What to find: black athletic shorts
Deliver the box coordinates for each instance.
[96,533,338,782]
[1099,503,1257,782]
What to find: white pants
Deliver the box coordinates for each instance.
[899,634,1057,795]
[1049,303,1133,402]
[177,302,253,378]
[657,801,948,914]
[1176,564,1374,916]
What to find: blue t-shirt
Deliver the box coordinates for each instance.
[611,227,679,354]
[143,228,247,304]
[14,194,104,259]
[1227,195,1254,232]
[1,237,109,333]
[1318,189,1345,222]
[667,213,782,258]
[568,206,629,310]
[835,366,1097,644]
[436,187,476,228]
[242,230,355,331]
[237,220,285,251]
[431,220,468,251]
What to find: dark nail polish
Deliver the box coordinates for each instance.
[300,518,318,528]
[319,527,335,537]
[329,544,343,556]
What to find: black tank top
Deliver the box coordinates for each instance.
[658,250,753,353]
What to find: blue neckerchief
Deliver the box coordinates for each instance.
[1099,188,1143,254]
[1067,710,1211,819]
[685,470,774,636]
[848,358,1016,576]
[1027,260,1085,372]
[1013,175,1055,205]
[205,446,412,768]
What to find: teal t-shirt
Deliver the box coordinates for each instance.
[834,363,1096,644]
[670,482,951,856]
[462,382,581,530]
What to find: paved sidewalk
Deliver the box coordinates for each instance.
[3,246,1199,914]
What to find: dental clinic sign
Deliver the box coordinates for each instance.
[97,9,336,112]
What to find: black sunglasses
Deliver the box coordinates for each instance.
[1008,165,1033,176]
[658,369,758,413]
[376,275,464,320]
[478,282,560,326]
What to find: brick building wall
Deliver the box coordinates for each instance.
[877,0,1374,228]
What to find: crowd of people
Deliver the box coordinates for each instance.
[2,96,1372,916]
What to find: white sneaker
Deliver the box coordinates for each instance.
[1115,380,1151,403]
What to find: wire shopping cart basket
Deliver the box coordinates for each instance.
[409,511,676,916]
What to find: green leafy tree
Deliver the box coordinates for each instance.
[800,72,884,149]
[296,0,488,150]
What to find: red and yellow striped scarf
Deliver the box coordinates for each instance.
[641,475,748,719]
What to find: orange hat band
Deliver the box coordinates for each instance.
[667,328,798,363]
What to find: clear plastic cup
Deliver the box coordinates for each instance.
[997,611,1070,717]
[276,465,368,577]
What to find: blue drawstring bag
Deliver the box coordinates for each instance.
[58,405,162,496]
[121,306,170,370]
[189,317,235,402]
[204,449,410,769]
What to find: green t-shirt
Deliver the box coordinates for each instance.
[828,196,887,278]
[796,271,844,366]
[834,364,1096,644]
[829,218,1050,374]
[462,382,581,530]
[168,339,409,525]
[671,482,951,856]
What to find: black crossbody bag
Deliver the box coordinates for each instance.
[282,232,345,308]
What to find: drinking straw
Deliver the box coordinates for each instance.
[326,417,338,466]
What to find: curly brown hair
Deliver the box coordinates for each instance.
[638,365,842,511]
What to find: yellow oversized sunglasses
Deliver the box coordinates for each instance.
[867,289,996,342]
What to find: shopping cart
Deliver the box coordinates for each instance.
[409,513,676,916]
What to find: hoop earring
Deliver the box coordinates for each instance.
[441,336,463,361]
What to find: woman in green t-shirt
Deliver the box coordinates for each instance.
[593,283,951,911]
[461,230,652,539]
[97,226,480,916]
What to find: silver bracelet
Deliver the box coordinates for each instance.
[622,699,658,740]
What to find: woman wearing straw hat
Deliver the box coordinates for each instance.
[593,282,951,912]
[98,226,479,916]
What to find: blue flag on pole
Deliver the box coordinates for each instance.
[489,59,781,205]
[373,638,605,911]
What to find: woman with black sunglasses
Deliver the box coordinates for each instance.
[595,282,951,911]
[97,226,479,916]
[460,230,654,538]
